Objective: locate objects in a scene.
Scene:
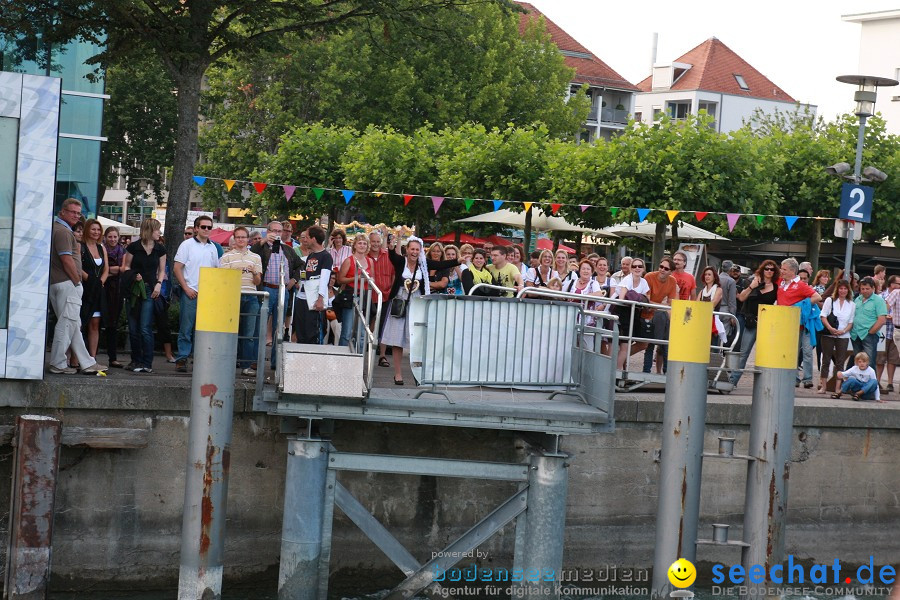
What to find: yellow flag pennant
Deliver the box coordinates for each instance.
[224,179,237,192]
[524,202,533,212]
[666,210,680,223]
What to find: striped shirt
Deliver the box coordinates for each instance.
[264,245,288,286]
[884,289,900,338]
[220,247,262,291]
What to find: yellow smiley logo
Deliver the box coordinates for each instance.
[667,558,697,588]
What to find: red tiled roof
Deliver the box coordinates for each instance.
[636,38,795,102]
[517,2,638,92]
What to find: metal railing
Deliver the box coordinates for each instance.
[347,263,383,392]
[516,287,741,392]
[238,290,269,403]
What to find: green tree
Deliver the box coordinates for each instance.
[3,0,517,252]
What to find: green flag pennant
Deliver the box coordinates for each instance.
[312,188,324,201]
[756,215,765,225]
[611,207,619,218]
[464,198,475,212]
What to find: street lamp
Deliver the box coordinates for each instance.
[833,74,898,276]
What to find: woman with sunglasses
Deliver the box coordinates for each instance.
[729,260,779,385]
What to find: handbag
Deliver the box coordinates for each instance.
[825,298,839,330]
[744,314,758,329]
[390,298,408,319]
[332,287,354,310]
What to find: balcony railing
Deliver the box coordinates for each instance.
[600,108,629,124]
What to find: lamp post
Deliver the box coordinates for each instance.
[833,75,898,275]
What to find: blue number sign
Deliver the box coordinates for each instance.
[838,183,874,223]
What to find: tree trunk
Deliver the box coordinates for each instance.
[524,210,533,253]
[574,232,583,258]
[671,220,680,255]
[162,64,205,256]
[327,205,337,235]
[807,219,822,272]
[652,220,667,269]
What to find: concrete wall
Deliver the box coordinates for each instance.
[0,378,898,594]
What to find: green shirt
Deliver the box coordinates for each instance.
[851,293,887,340]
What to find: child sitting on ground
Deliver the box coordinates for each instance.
[833,352,881,402]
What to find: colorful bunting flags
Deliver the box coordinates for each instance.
[636,208,651,223]
[580,205,590,213]
[756,215,765,225]
[492,200,504,212]
[224,179,236,192]
[403,194,413,206]
[550,203,561,215]
[432,196,444,215]
[374,191,383,197]
[524,202,533,212]
[464,198,475,212]
[192,176,206,186]
[611,207,619,218]
[726,213,741,232]
[283,185,296,201]
[341,190,355,204]
[253,182,267,194]
[666,210,679,223]
[695,212,708,222]
[784,216,799,230]
[312,188,324,200]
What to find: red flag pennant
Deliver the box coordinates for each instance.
[403,194,413,206]
[695,212,708,222]
[550,203,561,215]
[253,182,267,194]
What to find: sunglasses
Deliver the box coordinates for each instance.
[763,267,776,271]
[184,232,193,237]
[198,225,213,230]
[632,264,645,269]
[658,265,671,271]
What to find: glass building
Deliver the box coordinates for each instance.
[0,35,107,217]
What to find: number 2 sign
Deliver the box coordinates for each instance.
[839,183,874,223]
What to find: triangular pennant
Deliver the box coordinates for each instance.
[374,191,383,198]
[283,185,296,201]
[666,210,680,223]
[550,203,562,215]
[492,200,504,212]
[695,212,708,222]
[784,216,799,230]
[341,190,355,204]
[224,179,236,192]
[312,188,324,201]
[636,208,651,223]
[756,214,765,226]
[524,202,533,212]
[464,198,475,212]
[431,196,445,215]
[192,176,206,186]
[253,182,267,194]
[611,207,619,218]
[403,194,413,206]
[726,213,741,232]
[580,204,590,213]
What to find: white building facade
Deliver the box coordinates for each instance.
[843,10,900,134]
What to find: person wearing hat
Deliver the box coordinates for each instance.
[718,260,738,343]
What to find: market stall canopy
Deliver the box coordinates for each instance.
[207,228,234,245]
[421,233,488,246]
[597,221,729,242]
[483,234,513,247]
[456,208,617,237]
[536,238,575,253]
[97,216,138,236]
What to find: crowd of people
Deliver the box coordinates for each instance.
[46,199,900,400]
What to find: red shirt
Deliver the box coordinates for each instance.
[776,277,816,306]
[368,248,395,297]
[672,271,696,300]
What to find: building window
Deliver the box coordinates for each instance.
[652,108,663,121]
[0,117,16,329]
[734,74,749,90]
[667,101,691,120]
[634,111,642,123]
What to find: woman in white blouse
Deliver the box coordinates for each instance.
[818,279,855,394]
[524,250,559,288]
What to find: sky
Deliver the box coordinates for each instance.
[525,0,898,122]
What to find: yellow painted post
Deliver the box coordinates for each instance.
[741,302,800,597]
[179,267,241,600]
[652,300,713,599]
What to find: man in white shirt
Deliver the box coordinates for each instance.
[173,215,220,372]
[610,256,632,288]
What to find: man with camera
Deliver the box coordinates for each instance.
[251,221,303,361]
[221,226,262,375]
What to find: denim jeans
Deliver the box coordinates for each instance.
[239,295,260,368]
[841,377,878,400]
[128,297,155,369]
[729,324,759,386]
[798,329,813,384]
[339,306,357,347]
[642,312,669,373]
[175,292,198,363]
[852,333,879,370]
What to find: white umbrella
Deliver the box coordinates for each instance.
[97,216,139,236]
[456,208,617,237]
[599,221,729,241]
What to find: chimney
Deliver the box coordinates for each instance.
[650,32,658,69]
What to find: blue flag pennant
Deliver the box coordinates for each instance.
[784,216,799,230]
[192,176,206,186]
[636,208,651,223]
[492,200,504,212]
[342,190,355,204]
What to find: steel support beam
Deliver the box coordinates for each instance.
[4,415,62,600]
[328,452,530,482]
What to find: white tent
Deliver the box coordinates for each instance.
[456,208,617,237]
[97,216,139,236]
[595,221,729,242]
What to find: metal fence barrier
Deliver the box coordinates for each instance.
[238,289,269,403]
[347,265,383,392]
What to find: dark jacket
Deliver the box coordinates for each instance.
[387,252,459,301]
[251,240,304,289]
